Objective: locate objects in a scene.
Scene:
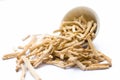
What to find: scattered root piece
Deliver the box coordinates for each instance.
[22,35,31,41]
[20,64,26,80]
[22,56,41,80]
[86,64,110,70]
[75,60,86,70]
[2,52,18,60]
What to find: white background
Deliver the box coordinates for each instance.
[0,0,120,80]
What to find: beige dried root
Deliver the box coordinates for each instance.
[21,56,41,80]
[20,64,26,80]
[2,16,112,80]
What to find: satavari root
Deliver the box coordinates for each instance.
[2,16,112,80]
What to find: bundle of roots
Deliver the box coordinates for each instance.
[2,16,112,80]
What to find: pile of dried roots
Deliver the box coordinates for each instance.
[2,16,112,80]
